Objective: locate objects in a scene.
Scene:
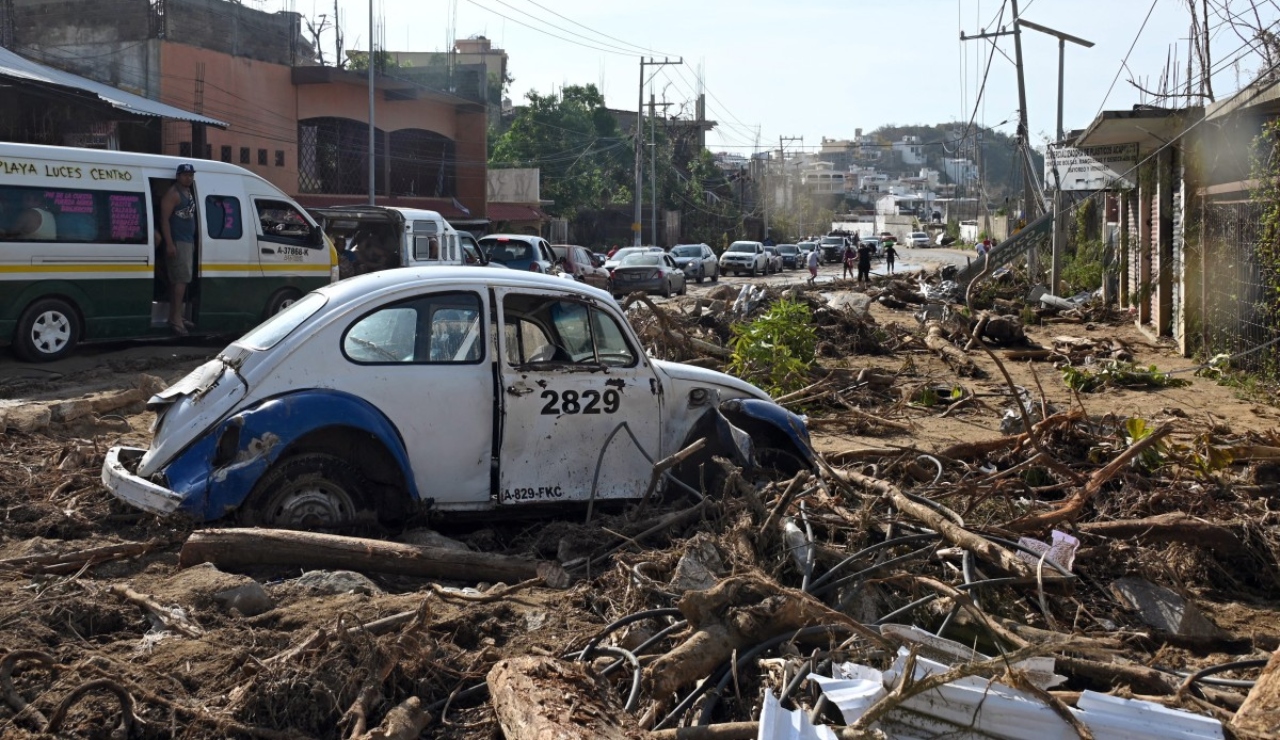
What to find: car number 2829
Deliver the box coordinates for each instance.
[539,388,620,415]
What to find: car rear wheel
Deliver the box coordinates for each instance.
[710,266,719,282]
[749,265,757,277]
[678,278,687,296]
[243,453,370,530]
[14,297,80,362]
[661,280,672,298]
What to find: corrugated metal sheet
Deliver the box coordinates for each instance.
[0,47,228,128]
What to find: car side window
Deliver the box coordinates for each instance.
[343,291,484,364]
[503,293,637,368]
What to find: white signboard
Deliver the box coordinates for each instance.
[1044,143,1137,191]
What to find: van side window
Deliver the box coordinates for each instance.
[205,196,242,240]
[255,199,314,246]
[0,185,146,244]
[412,220,439,262]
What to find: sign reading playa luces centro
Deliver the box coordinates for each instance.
[1044,143,1137,191]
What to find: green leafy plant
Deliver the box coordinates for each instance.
[1123,417,1168,470]
[1062,361,1191,393]
[728,299,816,396]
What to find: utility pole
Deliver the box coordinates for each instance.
[779,135,802,233]
[367,0,375,205]
[635,57,680,246]
[1019,18,1094,294]
[960,2,1053,278]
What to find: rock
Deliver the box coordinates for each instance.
[293,569,382,596]
[1110,577,1227,641]
[669,533,725,593]
[827,292,872,319]
[214,582,275,617]
[4,404,51,434]
[396,528,471,551]
[166,563,275,616]
[707,284,737,301]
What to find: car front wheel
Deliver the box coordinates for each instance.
[710,266,719,282]
[696,266,704,284]
[242,453,370,530]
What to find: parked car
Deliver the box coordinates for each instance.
[907,231,930,248]
[552,244,610,291]
[604,246,663,272]
[669,243,720,283]
[762,246,784,274]
[819,236,848,263]
[611,252,687,297]
[776,244,801,269]
[101,268,813,527]
[479,234,558,272]
[860,238,881,257]
[797,241,818,257]
[719,241,768,276]
[878,232,897,246]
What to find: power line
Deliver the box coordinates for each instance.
[459,0,635,57]
[515,0,679,57]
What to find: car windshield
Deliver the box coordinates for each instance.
[620,253,663,266]
[551,246,569,259]
[821,237,843,245]
[911,232,927,238]
[610,247,647,261]
[481,239,534,263]
[671,246,701,256]
[728,243,756,253]
[779,245,798,254]
[238,292,327,351]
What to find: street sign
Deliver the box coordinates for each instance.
[631,222,641,232]
[1044,143,1137,191]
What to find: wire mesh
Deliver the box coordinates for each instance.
[1196,200,1279,378]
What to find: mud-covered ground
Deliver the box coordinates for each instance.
[2,271,1279,739]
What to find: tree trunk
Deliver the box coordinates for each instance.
[487,656,638,740]
[180,528,565,586]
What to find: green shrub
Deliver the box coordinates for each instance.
[728,299,816,396]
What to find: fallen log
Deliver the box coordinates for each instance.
[1005,423,1174,533]
[1231,647,1280,739]
[1078,513,1243,552]
[923,321,984,378]
[643,575,884,702]
[179,528,566,587]
[834,468,1038,579]
[937,409,1083,460]
[108,584,203,638]
[487,656,632,740]
[0,541,157,575]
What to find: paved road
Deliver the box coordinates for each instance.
[681,245,978,296]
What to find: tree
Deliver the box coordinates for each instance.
[490,85,632,218]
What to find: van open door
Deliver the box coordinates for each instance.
[148,177,199,330]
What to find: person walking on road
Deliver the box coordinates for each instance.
[841,241,856,280]
[856,240,874,284]
[883,241,897,274]
[806,246,820,285]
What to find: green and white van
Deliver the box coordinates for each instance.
[0,143,335,362]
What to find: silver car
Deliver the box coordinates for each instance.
[669,243,720,283]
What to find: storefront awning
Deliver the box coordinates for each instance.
[0,47,228,128]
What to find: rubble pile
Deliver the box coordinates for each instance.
[2,277,1280,739]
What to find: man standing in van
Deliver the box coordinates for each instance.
[160,164,197,335]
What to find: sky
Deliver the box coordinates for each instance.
[283,0,1279,155]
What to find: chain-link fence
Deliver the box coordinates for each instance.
[1194,200,1280,378]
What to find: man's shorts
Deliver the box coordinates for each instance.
[168,241,194,284]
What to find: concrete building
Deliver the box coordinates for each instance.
[943,157,978,184]
[893,135,924,165]
[4,0,488,221]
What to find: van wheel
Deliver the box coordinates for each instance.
[241,453,370,530]
[14,298,80,362]
[264,288,302,319]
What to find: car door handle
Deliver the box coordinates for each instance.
[261,247,275,255]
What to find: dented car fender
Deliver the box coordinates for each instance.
[170,389,418,520]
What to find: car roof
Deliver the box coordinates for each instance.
[316,266,614,306]
[481,233,542,242]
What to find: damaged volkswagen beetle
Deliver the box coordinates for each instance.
[102,267,813,528]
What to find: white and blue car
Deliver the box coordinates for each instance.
[102,267,812,528]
